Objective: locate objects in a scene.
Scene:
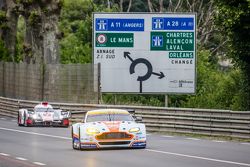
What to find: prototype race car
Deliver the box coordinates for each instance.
[18,102,70,127]
[71,109,146,150]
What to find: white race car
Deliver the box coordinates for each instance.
[71,109,146,150]
[18,102,71,127]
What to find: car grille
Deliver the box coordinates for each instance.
[98,141,131,145]
[96,132,133,140]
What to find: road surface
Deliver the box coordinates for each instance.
[0,117,250,167]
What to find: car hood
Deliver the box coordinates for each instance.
[83,121,143,132]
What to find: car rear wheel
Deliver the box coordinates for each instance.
[24,114,27,127]
[17,113,22,126]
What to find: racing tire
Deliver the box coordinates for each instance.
[72,126,80,150]
[78,126,81,150]
[17,113,22,126]
[71,127,76,149]
[23,114,32,127]
[24,113,27,127]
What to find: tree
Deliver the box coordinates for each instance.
[0,38,9,60]
[0,0,18,62]
[0,0,62,64]
[215,0,250,110]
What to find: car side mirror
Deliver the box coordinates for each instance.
[135,116,142,122]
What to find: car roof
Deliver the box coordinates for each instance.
[87,109,129,115]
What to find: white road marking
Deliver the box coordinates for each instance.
[0,127,71,140]
[0,118,6,120]
[241,143,250,146]
[146,149,250,166]
[11,120,16,122]
[146,134,152,136]
[1,126,249,166]
[186,138,200,141]
[0,153,10,156]
[33,162,46,166]
[16,157,27,161]
[212,140,226,143]
[161,135,174,138]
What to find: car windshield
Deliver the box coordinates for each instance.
[86,114,134,122]
[35,108,54,112]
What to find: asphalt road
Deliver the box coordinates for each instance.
[1,117,250,167]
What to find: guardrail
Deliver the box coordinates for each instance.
[0,96,250,139]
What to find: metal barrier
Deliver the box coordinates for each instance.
[0,96,250,139]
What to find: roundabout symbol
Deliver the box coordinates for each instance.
[124,52,165,93]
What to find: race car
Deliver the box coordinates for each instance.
[71,109,146,150]
[18,102,71,127]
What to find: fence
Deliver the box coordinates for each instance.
[0,96,250,139]
[0,62,99,103]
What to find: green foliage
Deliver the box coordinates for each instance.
[16,0,34,5]
[103,94,164,106]
[28,10,41,26]
[59,0,94,63]
[214,0,250,109]
[0,39,10,61]
[16,16,25,62]
[178,50,246,110]
[0,10,6,24]
[124,0,148,12]
[0,10,11,61]
[0,10,8,30]
[60,33,92,63]
[215,0,250,62]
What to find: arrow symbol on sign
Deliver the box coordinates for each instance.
[152,72,165,79]
[124,51,166,93]
[124,52,134,62]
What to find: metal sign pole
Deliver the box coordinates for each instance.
[97,63,102,104]
[165,95,168,107]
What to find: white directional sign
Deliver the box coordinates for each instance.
[93,13,196,93]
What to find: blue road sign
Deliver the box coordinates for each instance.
[96,18,144,31]
[152,17,194,30]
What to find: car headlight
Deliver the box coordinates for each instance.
[129,127,140,133]
[86,127,100,135]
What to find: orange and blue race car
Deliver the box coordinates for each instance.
[71,109,146,150]
[18,102,70,127]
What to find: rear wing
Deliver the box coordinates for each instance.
[18,105,61,110]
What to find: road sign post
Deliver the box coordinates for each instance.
[93,13,196,94]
